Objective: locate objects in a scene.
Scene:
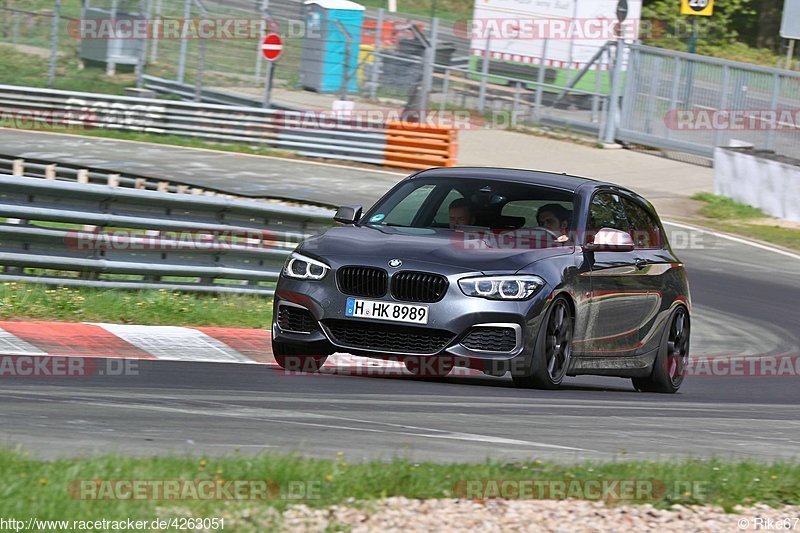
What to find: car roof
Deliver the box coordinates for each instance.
[409,167,611,194]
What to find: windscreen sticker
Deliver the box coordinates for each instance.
[369,214,386,223]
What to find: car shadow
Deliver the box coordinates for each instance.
[314,366,639,393]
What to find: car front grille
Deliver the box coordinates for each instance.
[337,266,388,298]
[324,319,454,354]
[390,271,449,303]
[277,305,318,334]
[460,327,518,352]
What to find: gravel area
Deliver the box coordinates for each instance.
[218,499,800,532]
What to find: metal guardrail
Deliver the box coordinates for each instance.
[0,175,334,295]
[0,84,457,170]
[0,154,203,195]
[141,75,300,110]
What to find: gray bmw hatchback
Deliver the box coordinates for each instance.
[272,167,691,393]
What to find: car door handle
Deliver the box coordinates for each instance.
[634,258,648,270]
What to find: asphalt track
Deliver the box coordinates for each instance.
[0,135,799,462]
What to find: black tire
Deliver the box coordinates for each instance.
[512,296,573,390]
[271,341,328,373]
[404,356,454,377]
[632,306,690,394]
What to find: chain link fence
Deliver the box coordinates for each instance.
[1,1,797,159]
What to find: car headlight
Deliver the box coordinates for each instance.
[458,275,545,300]
[283,252,329,280]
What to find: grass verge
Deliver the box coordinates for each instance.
[690,193,800,252]
[0,45,132,95]
[0,449,798,529]
[60,128,290,158]
[0,283,272,328]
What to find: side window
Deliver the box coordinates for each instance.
[382,184,436,226]
[588,193,629,239]
[432,189,464,226]
[622,198,662,249]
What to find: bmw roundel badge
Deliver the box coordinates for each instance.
[388,259,402,268]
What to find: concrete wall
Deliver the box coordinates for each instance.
[713,148,800,222]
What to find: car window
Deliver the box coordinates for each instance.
[381,184,436,226]
[588,192,629,240]
[432,189,464,226]
[622,197,662,249]
[502,200,573,229]
[365,178,575,231]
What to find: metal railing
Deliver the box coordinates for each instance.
[0,84,457,169]
[618,44,800,158]
[0,174,334,294]
[0,154,219,195]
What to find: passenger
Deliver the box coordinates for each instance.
[448,198,476,229]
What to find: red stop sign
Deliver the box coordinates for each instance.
[261,33,283,61]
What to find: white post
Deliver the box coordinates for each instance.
[176,0,191,84]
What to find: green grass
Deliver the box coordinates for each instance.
[65,128,289,158]
[692,192,800,250]
[690,193,800,252]
[0,44,133,95]
[691,192,767,220]
[0,283,273,328]
[0,449,798,531]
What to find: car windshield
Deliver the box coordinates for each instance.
[362,177,576,235]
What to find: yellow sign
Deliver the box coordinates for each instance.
[681,0,714,16]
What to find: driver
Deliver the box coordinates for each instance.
[536,204,571,235]
[449,198,476,229]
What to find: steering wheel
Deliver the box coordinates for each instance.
[531,226,563,240]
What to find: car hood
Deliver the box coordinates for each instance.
[299,224,574,274]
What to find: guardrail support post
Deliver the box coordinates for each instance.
[77,169,89,184]
[157,181,170,192]
[12,159,24,176]
[107,174,121,187]
[45,164,57,180]
[135,178,147,189]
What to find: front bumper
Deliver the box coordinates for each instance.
[272,269,550,368]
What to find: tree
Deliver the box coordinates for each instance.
[641,0,758,48]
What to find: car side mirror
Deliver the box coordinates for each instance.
[333,205,362,225]
[584,227,635,252]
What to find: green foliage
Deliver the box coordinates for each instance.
[0,449,799,526]
[640,0,786,66]
[691,192,766,219]
[690,193,800,252]
[0,283,273,328]
[643,0,757,47]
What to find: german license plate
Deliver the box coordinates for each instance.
[345,298,429,324]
